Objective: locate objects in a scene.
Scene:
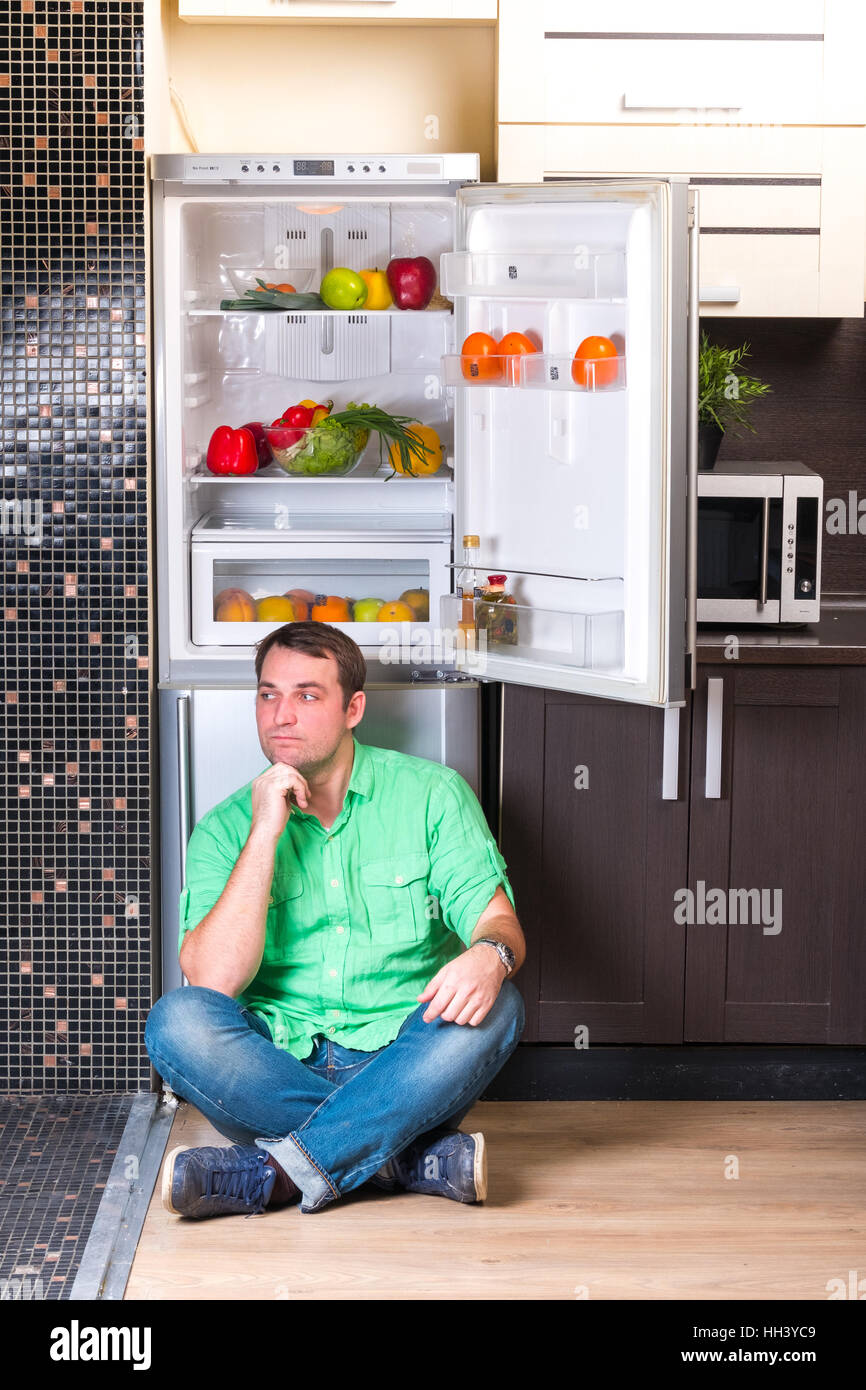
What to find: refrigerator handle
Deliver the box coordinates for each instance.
[176,694,192,988]
[685,188,700,692]
[177,694,192,882]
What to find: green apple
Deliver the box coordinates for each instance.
[320,268,368,310]
[353,597,386,623]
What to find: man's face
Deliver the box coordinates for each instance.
[255,644,364,774]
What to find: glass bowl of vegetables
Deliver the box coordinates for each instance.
[263,404,439,479]
[263,417,369,477]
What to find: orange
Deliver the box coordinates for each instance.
[387,424,444,477]
[311,594,351,622]
[571,335,619,388]
[377,600,416,622]
[264,282,297,293]
[256,596,296,622]
[214,588,256,622]
[460,331,502,382]
[497,331,539,385]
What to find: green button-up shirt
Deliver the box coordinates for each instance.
[177,737,516,1061]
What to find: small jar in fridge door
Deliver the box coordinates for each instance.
[476,574,519,646]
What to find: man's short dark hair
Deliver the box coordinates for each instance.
[254,621,366,712]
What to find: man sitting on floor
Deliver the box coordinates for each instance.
[145,621,526,1218]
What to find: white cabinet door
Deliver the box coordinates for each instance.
[499,1,866,125]
[179,1,496,22]
[497,124,866,317]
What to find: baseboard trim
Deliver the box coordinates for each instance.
[480,1045,866,1101]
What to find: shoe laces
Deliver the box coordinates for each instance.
[203,1150,271,1212]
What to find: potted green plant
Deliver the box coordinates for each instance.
[698,331,772,470]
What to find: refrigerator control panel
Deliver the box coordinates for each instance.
[152,153,480,185]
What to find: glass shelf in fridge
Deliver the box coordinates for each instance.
[192,511,451,542]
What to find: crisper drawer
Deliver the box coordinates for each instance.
[190,540,450,650]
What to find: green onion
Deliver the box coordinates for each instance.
[322,403,435,478]
[219,278,327,312]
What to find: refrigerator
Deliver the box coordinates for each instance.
[149,153,698,995]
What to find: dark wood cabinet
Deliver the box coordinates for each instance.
[500,665,866,1046]
[686,665,866,1044]
[500,684,690,1044]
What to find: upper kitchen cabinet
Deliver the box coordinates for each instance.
[497,2,866,317]
[178,1,496,22]
[498,2,866,126]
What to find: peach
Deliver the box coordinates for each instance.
[214,588,256,622]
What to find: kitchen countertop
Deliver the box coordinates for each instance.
[696,602,866,664]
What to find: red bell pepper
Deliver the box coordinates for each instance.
[205,425,260,476]
[272,404,315,447]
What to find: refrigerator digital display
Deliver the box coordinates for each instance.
[293,160,335,176]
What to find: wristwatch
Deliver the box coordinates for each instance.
[475,937,515,976]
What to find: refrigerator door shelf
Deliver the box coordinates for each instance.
[440,591,626,681]
[442,352,627,392]
[441,249,627,300]
[191,541,449,648]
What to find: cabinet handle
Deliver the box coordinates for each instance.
[662,705,680,800]
[623,90,744,111]
[699,285,741,303]
[705,678,724,799]
[759,496,770,607]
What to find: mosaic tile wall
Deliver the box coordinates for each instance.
[0,1,151,1090]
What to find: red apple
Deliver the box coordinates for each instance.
[385,256,437,311]
[241,421,273,469]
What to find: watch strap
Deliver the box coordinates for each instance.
[475,937,514,975]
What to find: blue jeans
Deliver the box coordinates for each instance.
[144,981,524,1214]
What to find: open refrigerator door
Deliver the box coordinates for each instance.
[440,178,693,706]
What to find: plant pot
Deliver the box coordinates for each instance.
[698,420,724,471]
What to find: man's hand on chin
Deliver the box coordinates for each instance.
[417,944,507,1027]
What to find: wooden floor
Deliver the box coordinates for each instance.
[124,1099,866,1300]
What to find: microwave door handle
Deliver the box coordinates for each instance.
[759,497,770,607]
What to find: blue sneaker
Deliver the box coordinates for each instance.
[162,1143,277,1219]
[390,1130,487,1203]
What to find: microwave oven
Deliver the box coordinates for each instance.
[697,461,823,625]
